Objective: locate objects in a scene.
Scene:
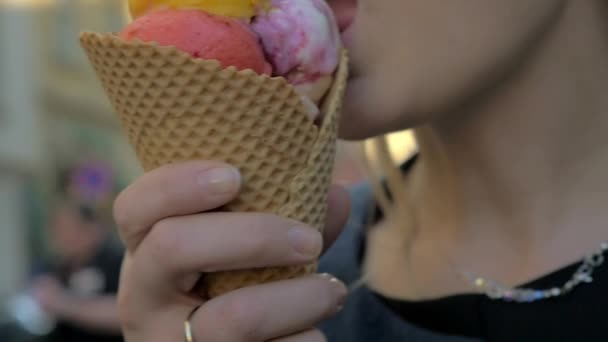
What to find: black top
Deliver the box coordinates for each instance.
[377,260,608,341]
[45,239,124,342]
[319,157,608,342]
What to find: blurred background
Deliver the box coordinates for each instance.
[0,0,415,340]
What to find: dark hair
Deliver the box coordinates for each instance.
[76,204,98,224]
[54,197,100,226]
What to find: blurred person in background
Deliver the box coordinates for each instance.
[29,162,123,342]
[31,199,123,342]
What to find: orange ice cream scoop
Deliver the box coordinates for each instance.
[120,9,272,75]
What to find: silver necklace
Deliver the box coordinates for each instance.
[461,242,608,303]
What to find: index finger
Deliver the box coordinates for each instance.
[113,161,241,252]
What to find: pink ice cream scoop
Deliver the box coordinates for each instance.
[252,0,341,104]
[121,9,273,75]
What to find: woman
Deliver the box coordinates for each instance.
[113,0,608,340]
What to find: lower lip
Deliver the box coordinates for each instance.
[333,0,357,32]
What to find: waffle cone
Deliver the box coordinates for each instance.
[79,32,348,298]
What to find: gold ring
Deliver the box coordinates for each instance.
[184,306,200,342]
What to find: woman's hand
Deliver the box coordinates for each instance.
[113,161,351,341]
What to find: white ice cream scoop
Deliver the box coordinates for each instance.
[252,0,341,114]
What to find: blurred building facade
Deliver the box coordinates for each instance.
[0,0,139,305]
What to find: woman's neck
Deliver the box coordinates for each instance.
[368,1,608,299]
[425,0,608,246]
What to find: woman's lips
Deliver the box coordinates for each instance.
[328,0,357,51]
[328,0,357,33]
[328,0,358,79]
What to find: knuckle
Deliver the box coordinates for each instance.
[113,189,134,232]
[155,168,175,205]
[153,164,189,210]
[113,186,147,249]
[114,167,173,229]
[145,219,181,270]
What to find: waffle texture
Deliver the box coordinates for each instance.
[80,32,348,297]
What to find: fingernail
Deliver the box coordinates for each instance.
[328,276,348,308]
[320,273,348,306]
[288,227,323,257]
[197,167,240,195]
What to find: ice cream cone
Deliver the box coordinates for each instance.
[79,32,348,298]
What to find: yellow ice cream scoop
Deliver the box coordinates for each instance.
[129,0,267,19]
